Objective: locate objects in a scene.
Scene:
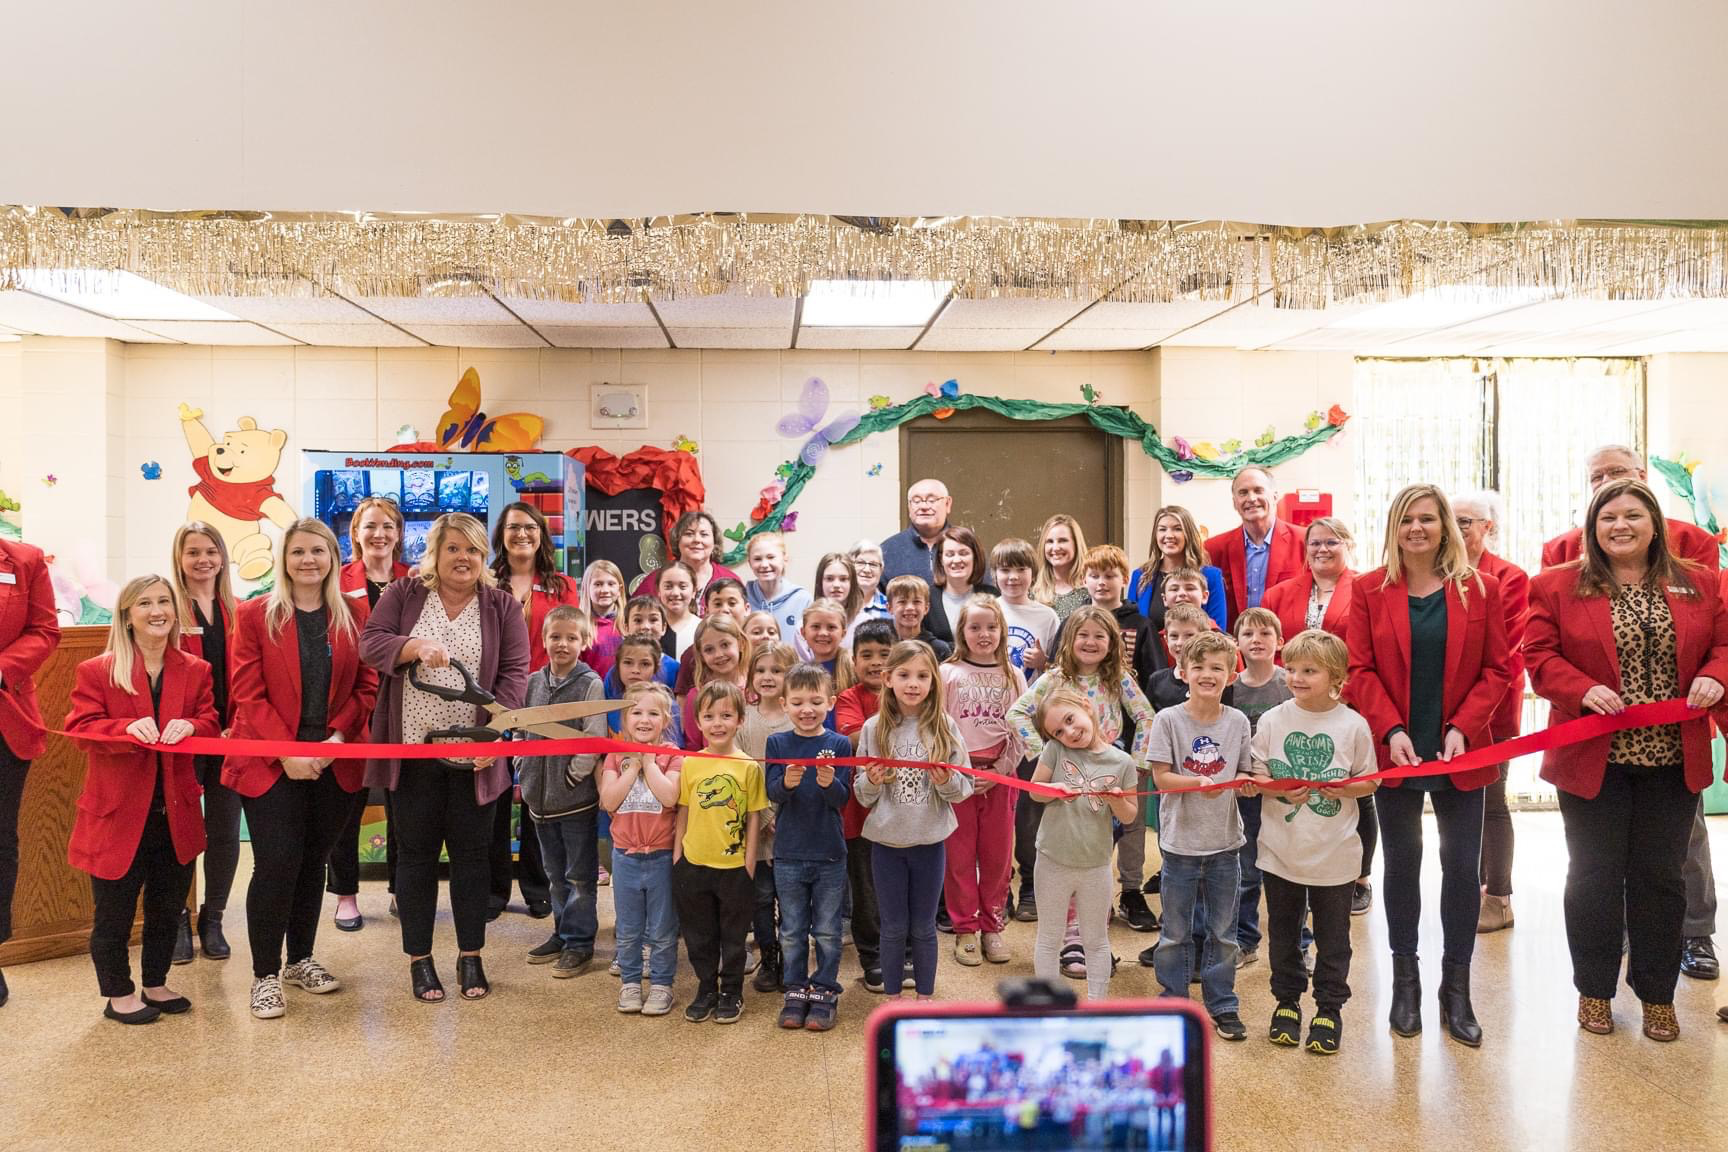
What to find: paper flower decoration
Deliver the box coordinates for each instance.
[925,378,960,420]
[1305,410,1324,431]
[867,463,883,477]
[674,435,698,455]
[140,461,162,480]
[749,498,774,524]
[1171,436,1194,461]
[1326,404,1350,427]
[1170,469,1195,484]
[780,512,799,531]
[1192,441,1219,461]
[41,474,57,487]
[868,395,892,410]
[759,480,786,503]
[1256,425,1276,448]
[1221,438,1242,455]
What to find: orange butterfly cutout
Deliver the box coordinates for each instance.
[435,368,545,452]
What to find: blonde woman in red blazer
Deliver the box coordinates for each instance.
[1202,467,1306,627]
[65,575,219,1024]
[1524,478,1728,1041]
[0,536,59,1008]
[329,496,410,931]
[1345,483,1511,1048]
[170,520,241,962]
[225,519,378,1020]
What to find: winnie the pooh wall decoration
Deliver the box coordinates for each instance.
[178,403,298,580]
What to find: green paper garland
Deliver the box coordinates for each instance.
[720,393,1346,565]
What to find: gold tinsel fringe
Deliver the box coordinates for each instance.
[1,209,1725,308]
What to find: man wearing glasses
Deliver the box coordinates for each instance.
[881,478,953,585]
[1538,444,1720,984]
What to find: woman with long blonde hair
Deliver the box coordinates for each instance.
[1032,514,1091,622]
[1345,483,1512,1048]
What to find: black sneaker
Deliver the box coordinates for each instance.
[778,988,810,1029]
[527,935,563,965]
[1351,882,1372,916]
[1269,1001,1302,1046]
[1118,889,1159,933]
[526,899,553,919]
[715,992,744,1024]
[936,906,954,934]
[1142,874,1160,895]
[1212,1011,1247,1042]
[1306,1009,1342,1055]
[863,968,886,994]
[685,991,718,1022]
[1137,944,1159,967]
[753,951,783,993]
[553,948,593,978]
[1013,888,1038,923]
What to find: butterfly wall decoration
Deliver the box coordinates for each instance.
[435,368,545,452]
[778,377,860,466]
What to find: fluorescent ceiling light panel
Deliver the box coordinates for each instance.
[13,269,241,321]
[1341,286,1551,331]
[802,279,952,327]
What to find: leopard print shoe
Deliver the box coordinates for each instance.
[1577,996,1613,1035]
[1641,1001,1679,1042]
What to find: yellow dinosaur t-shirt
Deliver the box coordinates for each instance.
[677,754,770,869]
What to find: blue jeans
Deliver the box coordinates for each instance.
[873,841,947,997]
[1155,849,1241,1015]
[775,857,848,995]
[611,848,678,986]
[1236,795,1263,951]
[535,809,598,950]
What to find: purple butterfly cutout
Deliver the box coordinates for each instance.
[781,512,799,531]
[777,377,860,466]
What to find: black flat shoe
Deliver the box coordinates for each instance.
[410,957,445,1003]
[334,913,364,933]
[526,900,552,919]
[142,993,192,1014]
[457,955,490,1000]
[197,908,231,959]
[172,909,195,965]
[104,1000,162,1025]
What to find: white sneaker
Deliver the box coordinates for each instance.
[642,984,675,1016]
[617,983,644,1013]
[250,975,286,1019]
[282,956,341,994]
[744,945,760,974]
[608,958,622,977]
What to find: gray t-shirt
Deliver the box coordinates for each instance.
[1250,699,1377,886]
[1034,742,1136,869]
[1147,703,1251,856]
[1231,667,1291,733]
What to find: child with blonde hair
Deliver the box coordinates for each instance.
[744,532,811,645]
[739,641,797,991]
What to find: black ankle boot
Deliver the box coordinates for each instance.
[197,907,231,960]
[0,966,9,1007]
[172,909,195,965]
[1439,960,1483,1047]
[1389,954,1422,1037]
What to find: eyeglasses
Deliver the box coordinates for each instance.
[1306,539,1343,550]
[1453,517,1481,530]
[852,558,882,570]
[1588,464,1639,487]
[503,524,540,535]
[908,495,948,507]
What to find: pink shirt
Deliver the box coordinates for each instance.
[602,747,684,853]
[940,660,1026,764]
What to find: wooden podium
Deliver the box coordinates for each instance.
[0,626,152,965]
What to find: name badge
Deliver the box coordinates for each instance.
[184,626,204,636]
[344,587,367,599]
[0,573,15,585]
[533,584,546,593]
[1668,585,1696,596]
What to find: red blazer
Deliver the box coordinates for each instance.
[64,647,220,879]
[518,576,583,672]
[1542,519,1720,571]
[1344,568,1512,790]
[0,539,60,761]
[1524,566,1728,799]
[1260,569,1356,645]
[1475,551,1530,741]
[224,596,378,797]
[177,595,234,724]
[340,558,412,601]
[1204,519,1306,628]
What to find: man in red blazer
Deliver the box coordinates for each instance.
[0,537,61,1006]
[1539,445,1721,981]
[1204,466,1306,628]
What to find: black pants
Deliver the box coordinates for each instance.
[394,765,497,956]
[89,808,192,998]
[1013,756,1044,896]
[1265,872,1354,1010]
[326,786,398,896]
[1357,792,1378,880]
[752,860,778,954]
[1558,762,1696,1003]
[490,798,549,909]
[673,857,754,997]
[1480,767,1514,897]
[242,770,351,978]
[1377,784,1484,965]
[0,740,27,944]
[194,755,243,912]
[847,836,880,971]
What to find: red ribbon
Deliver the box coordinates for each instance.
[55,698,1698,800]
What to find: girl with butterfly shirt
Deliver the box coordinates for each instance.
[1027,686,1139,1001]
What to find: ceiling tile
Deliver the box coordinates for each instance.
[930,298,1093,329]
[915,327,1052,351]
[653,294,797,329]
[540,326,669,348]
[195,290,378,325]
[796,326,921,349]
[665,326,791,349]
[1034,328,1177,351]
[126,320,302,345]
[0,291,172,340]
[497,297,657,327]
[397,324,548,348]
[269,322,428,347]
[350,293,517,325]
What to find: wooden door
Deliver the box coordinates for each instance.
[900,410,1124,550]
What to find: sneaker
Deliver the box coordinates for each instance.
[553,948,593,978]
[863,968,886,994]
[1351,881,1372,916]
[642,984,675,1016]
[250,974,286,1019]
[841,918,853,949]
[1060,944,1087,980]
[1299,947,1313,974]
[936,905,954,934]
[1013,888,1038,923]
[1119,889,1159,933]
[1236,947,1259,970]
[804,990,838,1032]
[954,932,983,967]
[617,983,644,1013]
[744,945,760,975]
[608,958,622,977]
[981,931,1011,964]
[685,991,718,1022]
[597,866,611,886]
[528,935,564,965]
[1137,944,1158,967]
[1306,1009,1342,1055]
[1142,874,1161,895]
[281,957,341,994]
[1212,1011,1247,1042]
[715,992,744,1024]
[778,988,810,1029]
[1269,1001,1302,1046]
[901,964,916,991]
